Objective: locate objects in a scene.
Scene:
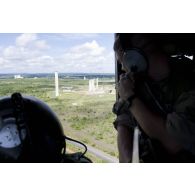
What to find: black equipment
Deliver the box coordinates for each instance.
[122,48,148,73]
[0,93,91,163]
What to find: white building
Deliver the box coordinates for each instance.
[14,75,23,79]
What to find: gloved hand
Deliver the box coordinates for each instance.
[118,73,135,101]
[112,98,135,130]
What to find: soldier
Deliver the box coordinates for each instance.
[113,34,195,162]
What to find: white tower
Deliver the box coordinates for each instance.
[89,79,95,92]
[96,78,98,89]
[55,72,59,97]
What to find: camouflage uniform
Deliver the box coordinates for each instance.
[113,59,195,162]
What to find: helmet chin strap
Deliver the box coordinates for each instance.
[10,93,35,161]
[11,93,30,144]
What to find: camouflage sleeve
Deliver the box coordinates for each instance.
[166,90,195,154]
[112,99,135,130]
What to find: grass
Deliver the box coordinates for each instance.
[0,77,118,162]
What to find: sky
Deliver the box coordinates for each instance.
[0,33,115,74]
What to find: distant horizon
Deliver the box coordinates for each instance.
[0,72,115,75]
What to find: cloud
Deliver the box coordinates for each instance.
[26,55,54,66]
[3,45,42,61]
[15,33,49,50]
[34,40,50,49]
[70,40,105,56]
[0,34,52,72]
[0,57,8,66]
[2,33,50,61]
[0,35,114,73]
[3,46,17,57]
[60,33,99,40]
[59,40,114,73]
[15,33,37,47]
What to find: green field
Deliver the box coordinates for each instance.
[0,77,118,162]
